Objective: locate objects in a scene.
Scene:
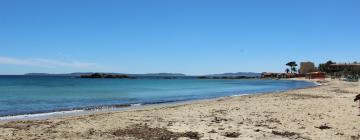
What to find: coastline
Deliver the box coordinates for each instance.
[1,79,360,139]
[0,79,318,122]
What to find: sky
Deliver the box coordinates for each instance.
[0,0,359,75]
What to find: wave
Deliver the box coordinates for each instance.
[0,110,84,121]
[0,100,186,121]
[0,93,256,121]
[0,103,146,121]
[231,94,249,97]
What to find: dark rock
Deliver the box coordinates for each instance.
[183,131,202,140]
[272,130,297,137]
[315,124,332,130]
[224,132,241,138]
[208,130,217,133]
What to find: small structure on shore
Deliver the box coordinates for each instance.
[261,72,296,79]
[329,63,360,78]
[261,72,278,79]
[329,63,360,71]
[306,72,326,79]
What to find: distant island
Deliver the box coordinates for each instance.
[80,73,133,79]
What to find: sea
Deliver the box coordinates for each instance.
[0,76,317,118]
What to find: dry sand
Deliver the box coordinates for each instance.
[1,79,360,140]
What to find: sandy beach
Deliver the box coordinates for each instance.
[0,79,359,140]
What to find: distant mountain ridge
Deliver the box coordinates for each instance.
[24,72,260,77]
[206,72,261,77]
[129,73,186,77]
[24,73,186,77]
[25,73,96,76]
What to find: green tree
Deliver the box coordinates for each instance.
[291,67,297,73]
[318,60,335,73]
[286,61,298,73]
[285,68,290,73]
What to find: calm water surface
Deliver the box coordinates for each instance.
[0,76,316,117]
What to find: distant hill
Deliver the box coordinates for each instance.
[130,73,186,77]
[25,73,96,77]
[24,72,260,78]
[206,72,261,77]
[25,73,49,76]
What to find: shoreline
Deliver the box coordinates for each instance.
[2,78,359,139]
[0,79,319,122]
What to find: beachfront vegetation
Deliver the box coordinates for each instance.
[318,61,336,73]
[286,61,298,73]
[285,68,290,74]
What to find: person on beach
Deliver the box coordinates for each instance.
[354,94,360,116]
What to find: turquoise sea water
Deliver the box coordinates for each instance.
[0,76,316,117]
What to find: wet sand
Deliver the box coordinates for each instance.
[0,79,360,140]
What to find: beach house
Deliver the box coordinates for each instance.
[306,72,326,79]
[328,63,360,77]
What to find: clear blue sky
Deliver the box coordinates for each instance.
[0,0,359,75]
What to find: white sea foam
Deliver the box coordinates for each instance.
[231,94,249,97]
[131,103,142,107]
[315,83,322,86]
[0,103,148,122]
[0,110,84,121]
